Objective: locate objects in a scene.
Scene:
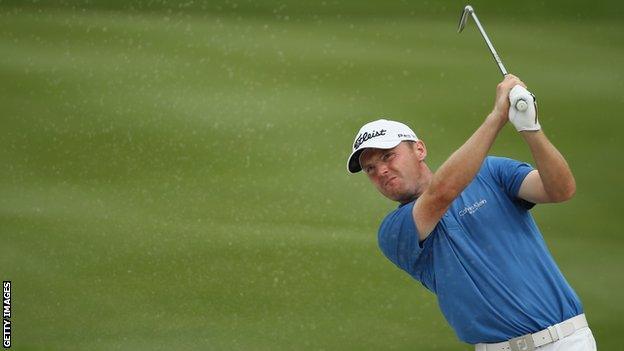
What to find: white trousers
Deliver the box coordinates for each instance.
[536,327,596,351]
[475,327,597,351]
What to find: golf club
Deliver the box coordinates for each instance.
[458,5,529,112]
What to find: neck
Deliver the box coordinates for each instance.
[417,164,434,197]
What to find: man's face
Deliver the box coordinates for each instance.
[359,141,424,203]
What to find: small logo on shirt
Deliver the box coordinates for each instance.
[458,199,487,217]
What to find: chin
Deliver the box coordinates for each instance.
[385,191,410,203]
[387,188,417,203]
[379,182,414,202]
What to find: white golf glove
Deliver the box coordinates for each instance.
[508,85,540,132]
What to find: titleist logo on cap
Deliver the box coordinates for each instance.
[353,129,386,149]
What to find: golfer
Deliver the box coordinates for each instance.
[347,75,596,350]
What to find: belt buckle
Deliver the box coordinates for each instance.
[509,334,535,351]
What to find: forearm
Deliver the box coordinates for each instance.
[428,112,506,201]
[521,130,576,201]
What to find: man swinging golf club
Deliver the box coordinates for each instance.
[346,74,597,350]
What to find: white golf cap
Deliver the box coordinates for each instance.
[347,119,418,173]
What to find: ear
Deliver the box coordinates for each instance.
[413,140,427,161]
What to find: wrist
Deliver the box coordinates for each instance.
[520,129,545,141]
[486,110,507,130]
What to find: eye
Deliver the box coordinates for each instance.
[382,152,395,161]
[364,165,375,174]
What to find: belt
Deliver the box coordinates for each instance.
[475,314,588,351]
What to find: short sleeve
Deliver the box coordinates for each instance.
[377,201,424,274]
[485,156,535,208]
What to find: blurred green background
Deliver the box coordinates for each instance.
[1,0,622,350]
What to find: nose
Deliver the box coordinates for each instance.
[377,162,390,176]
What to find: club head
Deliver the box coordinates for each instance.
[457,5,474,33]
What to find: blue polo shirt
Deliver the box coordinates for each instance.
[378,156,583,344]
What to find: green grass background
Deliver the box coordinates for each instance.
[1,1,622,349]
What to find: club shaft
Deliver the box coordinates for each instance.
[469,11,507,76]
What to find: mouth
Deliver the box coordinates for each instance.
[384,176,398,187]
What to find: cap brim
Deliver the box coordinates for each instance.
[346,140,403,173]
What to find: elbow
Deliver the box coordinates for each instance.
[562,183,577,202]
[549,180,576,203]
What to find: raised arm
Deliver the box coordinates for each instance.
[413,75,525,239]
[517,131,576,204]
